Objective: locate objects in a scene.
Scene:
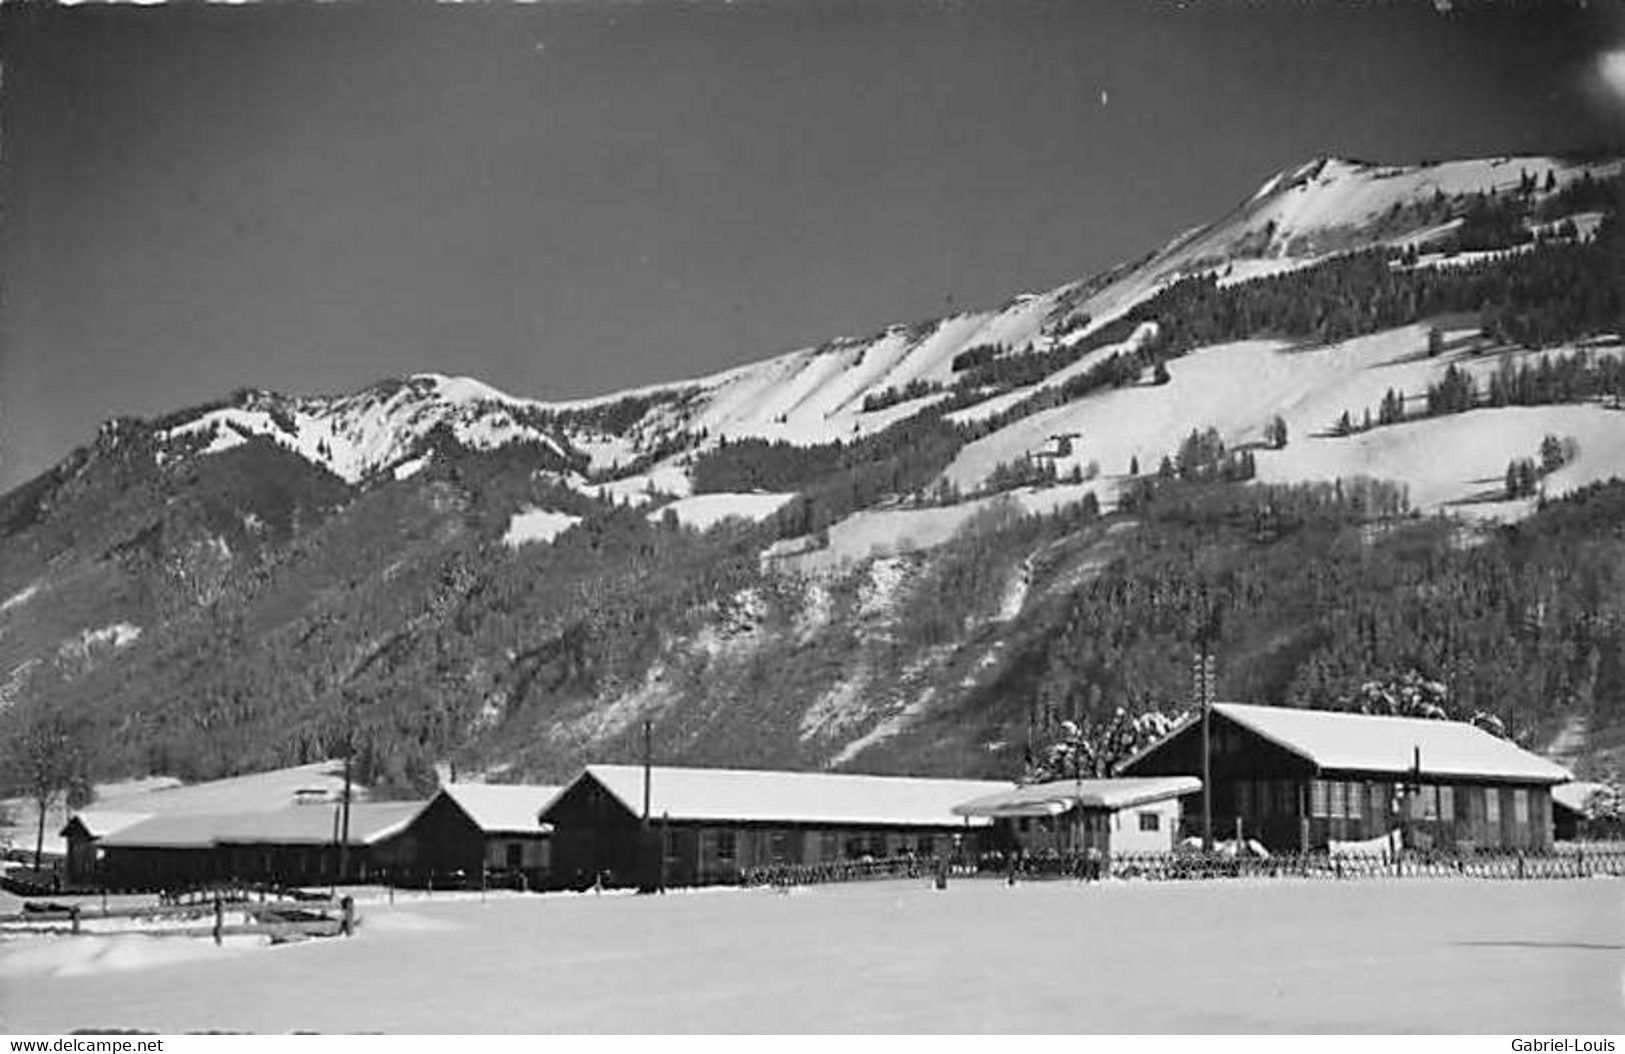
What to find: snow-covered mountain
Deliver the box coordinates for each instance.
[135,154,1622,526]
[151,373,576,484]
[5,150,1624,792]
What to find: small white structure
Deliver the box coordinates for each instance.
[952,776,1202,855]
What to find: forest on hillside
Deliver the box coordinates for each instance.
[5,171,1625,803]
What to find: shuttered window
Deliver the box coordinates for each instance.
[1347,781,1364,819]
[1513,788,1529,824]
[1486,788,1501,826]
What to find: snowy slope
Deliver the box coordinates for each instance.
[156,373,573,484]
[122,153,1623,521]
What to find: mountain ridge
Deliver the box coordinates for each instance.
[3,149,1624,800]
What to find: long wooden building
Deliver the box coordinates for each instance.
[539,764,1011,889]
[86,803,423,890]
[1119,703,1572,852]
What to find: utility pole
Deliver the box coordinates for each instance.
[337,697,355,884]
[640,720,654,893]
[1195,647,1216,853]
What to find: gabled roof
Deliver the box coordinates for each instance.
[1122,702,1572,784]
[563,764,1011,828]
[60,810,153,840]
[99,802,424,850]
[952,777,1202,819]
[437,783,562,834]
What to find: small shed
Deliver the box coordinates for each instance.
[1552,781,1612,841]
[952,776,1202,856]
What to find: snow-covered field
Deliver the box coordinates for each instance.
[2,878,1618,1033]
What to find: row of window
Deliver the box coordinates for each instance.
[699,828,943,867]
[1234,779,1534,824]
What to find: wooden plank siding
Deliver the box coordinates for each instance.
[1123,710,1557,853]
[542,772,978,890]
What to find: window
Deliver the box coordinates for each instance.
[1310,780,1329,818]
[1138,812,1160,832]
[1513,788,1529,825]
[768,830,790,863]
[1347,782,1364,819]
[1329,781,1346,819]
[916,835,936,856]
[844,835,868,859]
[1486,787,1501,826]
[1439,785,1454,821]
[505,842,523,869]
[716,829,737,864]
[820,831,840,861]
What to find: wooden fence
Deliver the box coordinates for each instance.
[0,893,356,944]
[740,857,978,888]
[737,845,1625,888]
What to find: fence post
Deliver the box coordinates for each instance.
[341,896,354,937]
[1517,851,1525,880]
[213,896,223,946]
[71,905,81,935]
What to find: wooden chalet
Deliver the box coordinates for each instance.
[952,776,1201,856]
[539,764,1010,889]
[391,783,561,888]
[1119,703,1572,853]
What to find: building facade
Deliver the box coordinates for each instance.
[1119,703,1571,853]
[952,777,1201,857]
[388,783,560,888]
[539,764,1009,889]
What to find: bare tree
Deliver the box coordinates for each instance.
[7,708,92,872]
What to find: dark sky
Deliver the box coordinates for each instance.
[2,0,1622,492]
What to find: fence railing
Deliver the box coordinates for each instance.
[740,856,977,888]
[0,892,356,944]
[736,845,1625,888]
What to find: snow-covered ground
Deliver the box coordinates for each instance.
[501,507,581,548]
[940,325,1625,517]
[0,878,1616,1033]
[648,492,797,530]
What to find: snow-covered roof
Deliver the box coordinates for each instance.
[439,783,562,834]
[99,802,424,849]
[60,810,154,840]
[567,765,1011,828]
[88,761,365,817]
[1126,703,1571,784]
[1552,781,1608,815]
[952,777,1202,819]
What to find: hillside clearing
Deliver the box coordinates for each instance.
[2,878,1617,1033]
